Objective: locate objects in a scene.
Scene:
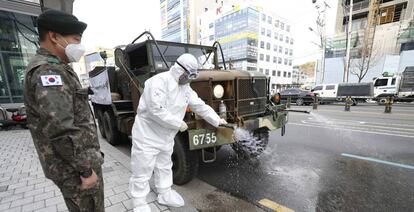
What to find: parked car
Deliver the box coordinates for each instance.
[280,88,316,106]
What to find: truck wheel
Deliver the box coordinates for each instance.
[296,98,304,106]
[103,111,119,145]
[352,99,358,106]
[96,110,106,138]
[378,98,387,105]
[172,133,199,185]
[231,128,269,159]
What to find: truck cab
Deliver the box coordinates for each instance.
[373,75,398,103]
[312,84,338,104]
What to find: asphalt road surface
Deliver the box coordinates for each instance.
[198,103,414,212]
[113,103,414,211]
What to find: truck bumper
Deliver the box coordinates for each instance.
[187,104,288,150]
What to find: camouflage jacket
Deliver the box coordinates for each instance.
[24,48,103,185]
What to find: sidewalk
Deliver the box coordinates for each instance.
[0,129,197,212]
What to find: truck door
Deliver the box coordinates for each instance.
[324,84,337,99]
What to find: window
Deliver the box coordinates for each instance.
[290,38,294,45]
[391,78,396,85]
[262,14,266,22]
[278,57,282,64]
[288,59,292,66]
[261,27,265,35]
[268,16,272,24]
[274,32,278,39]
[260,41,265,49]
[285,36,289,43]
[266,42,271,50]
[286,25,291,32]
[289,49,293,56]
[374,79,388,86]
[326,85,336,90]
[275,20,279,27]
[272,70,276,76]
[273,56,277,63]
[209,23,214,28]
[281,22,285,30]
[267,29,271,37]
[285,48,288,55]
[279,34,283,41]
[313,86,323,91]
[266,55,270,62]
[259,68,263,73]
[279,46,283,53]
[284,58,288,65]
[259,54,264,61]
[209,35,214,41]
[277,71,281,76]
[265,69,269,75]
[274,45,278,52]
[283,71,287,77]
[288,72,291,78]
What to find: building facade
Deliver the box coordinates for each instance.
[198,3,294,91]
[329,0,414,58]
[160,0,249,43]
[0,0,41,104]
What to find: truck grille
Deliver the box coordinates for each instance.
[237,78,267,116]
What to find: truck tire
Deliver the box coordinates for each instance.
[296,98,304,106]
[103,111,119,145]
[231,127,269,159]
[352,99,358,106]
[378,98,387,105]
[172,133,199,185]
[96,110,106,139]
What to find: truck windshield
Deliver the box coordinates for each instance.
[151,44,216,71]
[374,79,388,87]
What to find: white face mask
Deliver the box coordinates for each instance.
[58,36,85,62]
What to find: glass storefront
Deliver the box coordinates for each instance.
[0,10,38,103]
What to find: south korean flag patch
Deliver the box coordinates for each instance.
[41,75,63,86]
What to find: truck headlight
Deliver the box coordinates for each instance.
[213,84,224,99]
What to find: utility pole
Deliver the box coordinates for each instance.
[344,0,353,82]
[311,0,330,84]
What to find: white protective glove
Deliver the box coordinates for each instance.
[219,119,228,126]
[179,122,188,132]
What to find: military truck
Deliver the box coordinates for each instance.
[90,32,288,185]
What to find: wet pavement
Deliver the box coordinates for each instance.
[197,104,414,211]
[113,103,414,211]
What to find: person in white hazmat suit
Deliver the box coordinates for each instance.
[129,53,227,211]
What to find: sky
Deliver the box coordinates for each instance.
[73,0,339,65]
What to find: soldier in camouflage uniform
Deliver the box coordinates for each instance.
[24,10,104,212]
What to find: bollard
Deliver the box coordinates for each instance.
[344,96,352,112]
[312,95,318,110]
[287,96,291,108]
[384,96,393,113]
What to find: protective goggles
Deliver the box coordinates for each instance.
[176,61,199,80]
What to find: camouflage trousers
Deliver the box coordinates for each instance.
[55,167,105,212]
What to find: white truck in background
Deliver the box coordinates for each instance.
[373,66,414,104]
[312,83,373,105]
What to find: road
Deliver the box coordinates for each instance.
[113,103,414,211]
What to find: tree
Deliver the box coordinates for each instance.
[349,34,380,82]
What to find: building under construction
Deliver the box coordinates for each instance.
[314,0,414,84]
[328,0,414,58]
